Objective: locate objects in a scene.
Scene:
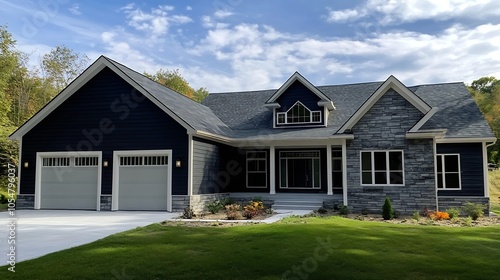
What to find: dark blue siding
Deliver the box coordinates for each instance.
[437,143,484,196]
[21,67,189,195]
[192,137,246,193]
[275,81,324,127]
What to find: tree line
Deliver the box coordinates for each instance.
[468,76,500,163]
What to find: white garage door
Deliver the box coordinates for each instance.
[40,156,99,210]
[117,155,169,210]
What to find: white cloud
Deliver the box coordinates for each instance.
[186,6,192,11]
[327,0,500,24]
[214,10,234,18]
[121,5,192,37]
[69,4,81,15]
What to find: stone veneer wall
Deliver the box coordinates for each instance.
[346,90,437,215]
[189,193,229,214]
[15,194,34,209]
[438,196,490,216]
[100,195,112,211]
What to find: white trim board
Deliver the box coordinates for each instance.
[338,75,432,133]
[9,56,195,140]
[112,149,172,212]
[35,151,102,210]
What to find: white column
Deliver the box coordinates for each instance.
[433,138,439,211]
[270,145,276,194]
[187,134,193,196]
[326,144,333,195]
[483,142,489,198]
[342,139,348,206]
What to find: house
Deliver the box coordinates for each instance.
[10,56,495,214]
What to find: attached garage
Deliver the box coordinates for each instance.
[112,150,172,211]
[35,152,102,210]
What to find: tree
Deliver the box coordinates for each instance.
[382,196,393,220]
[41,45,90,92]
[470,76,499,95]
[145,69,209,102]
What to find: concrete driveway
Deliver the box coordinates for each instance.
[0,210,177,262]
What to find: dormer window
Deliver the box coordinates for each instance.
[276,101,322,125]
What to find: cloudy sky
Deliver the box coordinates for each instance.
[1,0,500,92]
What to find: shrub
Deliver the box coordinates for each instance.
[382,197,393,220]
[243,200,264,219]
[361,208,369,215]
[422,208,432,218]
[447,207,460,219]
[220,197,236,206]
[180,207,195,219]
[225,204,242,220]
[429,211,450,221]
[206,200,224,214]
[251,196,263,202]
[412,210,420,221]
[462,202,487,220]
[392,210,400,219]
[317,207,328,214]
[338,205,349,215]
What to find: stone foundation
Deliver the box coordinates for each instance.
[438,196,490,216]
[323,197,344,209]
[190,193,229,214]
[100,195,112,211]
[15,194,34,209]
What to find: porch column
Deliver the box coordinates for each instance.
[270,145,276,194]
[326,145,333,195]
[342,139,348,205]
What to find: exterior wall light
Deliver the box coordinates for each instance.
[175,158,181,168]
[103,160,109,167]
[24,161,29,168]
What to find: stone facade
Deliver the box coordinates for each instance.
[100,195,112,211]
[438,196,490,216]
[172,195,190,212]
[346,90,437,215]
[189,193,229,214]
[15,194,34,209]
[323,197,344,209]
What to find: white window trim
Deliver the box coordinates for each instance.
[360,150,405,186]
[279,150,321,189]
[331,147,343,190]
[276,101,322,125]
[436,153,462,190]
[246,151,267,189]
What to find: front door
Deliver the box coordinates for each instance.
[280,151,320,189]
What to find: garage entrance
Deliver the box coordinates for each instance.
[112,150,172,211]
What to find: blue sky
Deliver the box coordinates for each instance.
[1,0,500,92]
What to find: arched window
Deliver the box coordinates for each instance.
[276,101,321,125]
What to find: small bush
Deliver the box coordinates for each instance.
[243,200,264,219]
[430,211,450,221]
[338,205,349,215]
[206,200,224,214]
[412,211,420,221]
[317,207,328,214]
[333,204,340,210]
[447,207,460,219]
[382,197,393,220]
[251,196,263,202]
[225,204,242,220]
[180,207,195,219]
[422,208,432,218]
[392,210,400,219]
[220,197,236,206]
[462,202,486,220]
[361,208,369,215]
[462,216,473,227]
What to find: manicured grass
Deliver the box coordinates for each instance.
[1,216,500,280]
[489,170,500,214]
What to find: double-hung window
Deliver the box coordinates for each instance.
[246,151,267,188]
[361,151,404,185]
[436,154,461,189]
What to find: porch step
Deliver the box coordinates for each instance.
[272,200,323,211]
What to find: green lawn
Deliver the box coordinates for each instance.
[1,216,499,280]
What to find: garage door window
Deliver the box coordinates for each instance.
[43,157,70,167]
[120,156,168,166]
[75,157,98,166]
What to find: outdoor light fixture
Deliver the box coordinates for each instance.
[175,158,182,168]
[103,160,108,167]
[24,161,29,168]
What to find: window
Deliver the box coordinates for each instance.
[332,147,342,189]
[42,157,70,167]
[280,151,321,188]
[75,157,98,167]
[276,101,321,125]
[247,151,267,188]
[120,156,168,166]
[437,154,461,189]
[361,151,404,185]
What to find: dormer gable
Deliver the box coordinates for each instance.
[266,72,335,128]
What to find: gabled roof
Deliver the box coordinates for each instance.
[265,72,335,110]
[337,75,432,133]
[10,56,231,140]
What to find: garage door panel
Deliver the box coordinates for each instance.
[40,161,98,210]
[118,164,168,211]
